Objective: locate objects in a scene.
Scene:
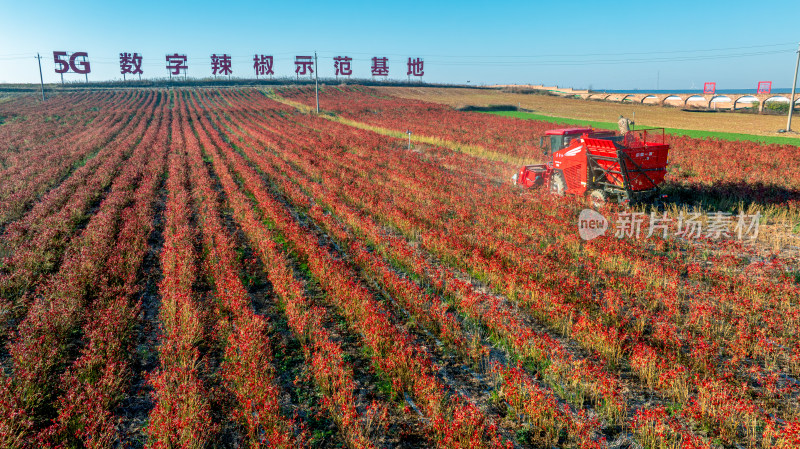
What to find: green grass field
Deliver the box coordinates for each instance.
[486,110,800,146]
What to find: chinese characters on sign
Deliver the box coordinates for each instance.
[333,56,352,77]
[371,57,389,76]
[578,209,761,242]
[294,56,314,78]
[166,54,188,78]
[54,52,427,79]
[119,53,143,80]
[254,55,274,78]
[211,54,232,77]
[407,57,424,78]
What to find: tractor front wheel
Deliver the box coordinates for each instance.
[550,171,566,196]
[588,189,607,208]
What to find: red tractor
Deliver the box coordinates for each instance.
[513,127,670,204]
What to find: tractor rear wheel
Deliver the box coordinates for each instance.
[550,171,566,196]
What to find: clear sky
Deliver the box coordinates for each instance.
[1,0,798,90]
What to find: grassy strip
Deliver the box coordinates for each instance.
[265,90,527,166]
[486,110,800,146]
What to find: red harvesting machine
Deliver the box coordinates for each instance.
[513,127,670,204]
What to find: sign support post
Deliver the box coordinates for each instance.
[787,42,800,132]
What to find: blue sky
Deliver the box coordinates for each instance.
[1,0,798,89]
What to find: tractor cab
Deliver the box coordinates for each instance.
[539,127,594,156]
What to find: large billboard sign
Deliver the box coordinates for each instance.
[51,51,427,80]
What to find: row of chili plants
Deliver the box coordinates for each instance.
[277,86,542,161]
[40,98,170,447]
[0,91,120,169]
[146,90,299,447]
[185,90,389,448]
[185,90,513,449]
[145,97,217,447]
[0,91,161,342]
[0,91,146,225]
[0,91,169,447]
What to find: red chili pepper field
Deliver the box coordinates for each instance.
[0,86,798,448]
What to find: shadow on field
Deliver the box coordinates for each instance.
[660,180,800,212]
[456,104,520,112]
